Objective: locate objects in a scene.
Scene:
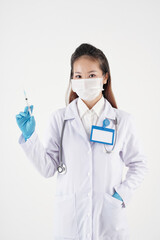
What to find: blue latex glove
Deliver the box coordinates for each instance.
[15,105,36,142]
[112,191,123,202]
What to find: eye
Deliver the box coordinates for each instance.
[75,75,81,78]
[75,74,96,78]
[89,74,96,78]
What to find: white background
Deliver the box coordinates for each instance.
[1,0,159,239]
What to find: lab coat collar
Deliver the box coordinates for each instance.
[64,97,116,121]
[77,96,105,119]
[64,97,116,145]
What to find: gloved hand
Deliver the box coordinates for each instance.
[15,105,36,142]
[112,191,123,202]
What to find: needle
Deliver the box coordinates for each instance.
[23,89,32,116]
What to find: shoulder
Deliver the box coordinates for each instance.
[49,98,77,122]
[113,107,135,125]
[50,107,66,122]
[113,107,138,138]
[114,107,132,118]
[45,107,66,135]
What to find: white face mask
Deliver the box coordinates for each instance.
[71,77,104,101]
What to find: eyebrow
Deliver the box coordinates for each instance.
[74,71,97,74]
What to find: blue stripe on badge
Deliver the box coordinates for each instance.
[90,125,115,145]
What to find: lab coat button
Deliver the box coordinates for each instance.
[88,172,90,176]
[88,192,91,197]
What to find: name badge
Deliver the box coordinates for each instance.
[90,125,115,145]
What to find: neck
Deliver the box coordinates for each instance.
[82,92,103,109]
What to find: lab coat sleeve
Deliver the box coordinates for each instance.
[18,111,60,178]
[113,113,149,208]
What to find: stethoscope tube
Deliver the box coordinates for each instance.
[57,119,67,174]
[104,117,118,153]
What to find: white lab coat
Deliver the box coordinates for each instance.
[18,97,148,240]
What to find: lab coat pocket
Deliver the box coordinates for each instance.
[104,192,123,208]
[98,192,129,239]
[52,193,78,239]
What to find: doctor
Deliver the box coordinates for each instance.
[16,43,148,240]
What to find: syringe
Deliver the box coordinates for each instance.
[23,89,32,116]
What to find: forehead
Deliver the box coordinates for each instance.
[73,56,100,72]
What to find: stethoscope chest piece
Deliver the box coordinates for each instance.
[57,163,67,174]
[103,118,110,128]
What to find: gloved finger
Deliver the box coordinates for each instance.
[24,105,34,114]
[19,111,27,117]
[30,105,33,113]
[24,106,29,113]
[15,114,23,119]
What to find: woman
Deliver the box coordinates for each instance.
[16,43,148,240]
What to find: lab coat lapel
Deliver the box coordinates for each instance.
[64,97,117,145]
[64,98,89,144]
[96,98,116,126]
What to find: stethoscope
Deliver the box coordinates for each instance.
[57,117,118,174]
[57,119,67,174]
[103,117,118,153]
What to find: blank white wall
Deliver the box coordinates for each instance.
[1,0,159,239]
